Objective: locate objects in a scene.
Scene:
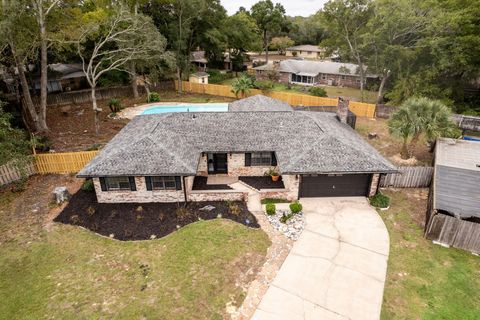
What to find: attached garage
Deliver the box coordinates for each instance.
[299,174,372,197]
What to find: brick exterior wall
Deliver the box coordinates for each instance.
[259,174,299,201]
[368,173,380,197]
[196,153,274,177]
[188,190,247,202]
[93,177,186,203]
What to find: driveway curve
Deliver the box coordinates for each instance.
[252,197,389,320]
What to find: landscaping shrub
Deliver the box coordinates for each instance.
[33,135,52,152]
[266,203,276,215]
[255,80,275,91]
[81,179,94,192]
[280,212,293,223]
[289,201,303,214]
[86,143,101,151]
[309,87,327,97]
[147,92,161,103]
[175,207,190,220]
[261,198,290,205]
[108,98,122,113]
[208,70,232,84]
[228,203,242,216]
[369,193,390,208]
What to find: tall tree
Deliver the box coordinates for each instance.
[251,0,286,63]
[322,0,373,101]
[71,5,169,135]
[0,0,44,133]
[30,0,61,132]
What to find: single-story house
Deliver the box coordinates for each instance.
[191,51,233,71]
[285,45,326,60]
[254,59,378,88]
[78,96,396,203]
[189,72,210,84]
[32,63,87,93]
[425,138,480,254]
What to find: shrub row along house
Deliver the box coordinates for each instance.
[78,95,396,203]
[254,59,378,88]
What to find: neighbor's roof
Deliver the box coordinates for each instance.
[191,51,208,63]
[254,59,378,78]
[228,95,293,112]
[286,45,324,52]
[78,111,396,177]
[190,72,209,78]
[434,138,480,219]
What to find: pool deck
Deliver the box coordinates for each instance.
[119,102,229,119]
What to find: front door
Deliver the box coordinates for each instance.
[207,153,228,174]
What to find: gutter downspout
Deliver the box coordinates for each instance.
[182,176,188,206]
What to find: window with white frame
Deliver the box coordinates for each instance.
[151,176,178,190]
[251,152,272,166]
[105,177,132,191]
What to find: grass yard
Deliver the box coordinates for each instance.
[0,175,270,319]
[380,189,480,319]
[220,78,377,103]
[355,117,433,166]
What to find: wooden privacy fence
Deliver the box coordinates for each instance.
[0,151,99,186]
[176,81,375,116]
[425,214,480,254]
[0,161,36,186]
[31,82,174,107]
[380,166,434,188]
[35,151,99,174]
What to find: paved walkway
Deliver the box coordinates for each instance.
[252,197,390,320]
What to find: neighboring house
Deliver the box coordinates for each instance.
[285,45,326,60]
[191,50,233,71]
[78,96,396,203]
[32,63,87,93]
[189,72,210,84]
[254,59,378,88]
[425,138,480,254]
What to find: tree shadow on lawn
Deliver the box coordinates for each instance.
[54,190,259,241]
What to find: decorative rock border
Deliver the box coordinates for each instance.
[265,210,305,241]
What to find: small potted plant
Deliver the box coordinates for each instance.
[265,167,280,182]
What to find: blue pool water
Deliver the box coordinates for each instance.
[142,103,228,114]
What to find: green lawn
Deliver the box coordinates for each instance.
[219,78,377,103]
[380,189,480,319]
[0,177,270,320]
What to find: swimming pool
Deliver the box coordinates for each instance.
[142,103,228,114]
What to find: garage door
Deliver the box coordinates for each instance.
[300,174,371,197]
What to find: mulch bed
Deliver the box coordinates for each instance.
[240,176,285,190]
[192,176,232,190]
[54,189,259,241]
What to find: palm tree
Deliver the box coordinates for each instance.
[388,97,456,159]
[231,74,254,98]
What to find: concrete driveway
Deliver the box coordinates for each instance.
[252,197,389,320]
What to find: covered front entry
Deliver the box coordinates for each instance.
[207,153,228,174]
[299,174,371,197]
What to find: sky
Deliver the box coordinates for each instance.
[221,0,327,17]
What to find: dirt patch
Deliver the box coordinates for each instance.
[54,189,259,240]
[45,92,234,152]
[0,174,83,243]
[355,117,433,166]
[381,188,429,228]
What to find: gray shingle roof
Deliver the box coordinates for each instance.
[286,45,324,53]
[78,111,396,177]
[254,59,378,78]
[228,95,293,112]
